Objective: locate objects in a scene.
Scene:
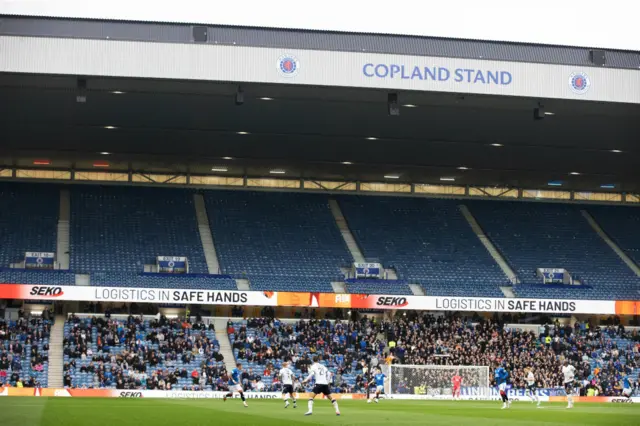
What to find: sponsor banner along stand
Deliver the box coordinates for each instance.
[1,388,638,402]
[0,283,639,315]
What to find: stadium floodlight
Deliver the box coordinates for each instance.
[259,97,274,101]
[402,104,417,108]
[103,126,117,130]
[440,177,455,181]
[384,175,400,179]
[222,157,234,160]
[569,172,580,175]
[610,149,622,153]
[111,91,125,95]
[366,137,378,140]
[99,152,111,155]
[387,364,490,400]
[237,131,249,135]
[457,166,469,170]
[341,161,353,165]
[490,143,503,147]
[270,169,286,174]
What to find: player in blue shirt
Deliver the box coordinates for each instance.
[621,373,633,399]
[367,367,386,404]
[495,363,510,409]
[224,363,248,407]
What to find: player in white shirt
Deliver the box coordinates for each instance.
[279,362,297,409]
[301,356,340,416]
[562,360,576,409]
[525,367,541,407]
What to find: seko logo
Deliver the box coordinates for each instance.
[376,297,409,307]
[611,398,633,404]
[119,392,143,398]
[29,286,64,297]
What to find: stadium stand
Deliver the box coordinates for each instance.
[338,196,507,297]
[0,313,51,388]
[0,269,75,286]
[230,315,639,396]
[228,317,374,393]
[204,191,351,292]
[70,186,208,274]
[344,278,412,295]
[89,272,237,290]
[0,183,59,268]
[588,205,640,266]
[63,315,227,390]
[468,201,640,300]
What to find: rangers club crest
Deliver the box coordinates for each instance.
[277,55,300,77]
[569,72,591,94]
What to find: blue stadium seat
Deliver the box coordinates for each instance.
[0,269,75,286]
[0,183,58,267]
[204,191,351,291]
[70,186,208,274]
[344,278,411,295]
[469,201,640,300]
[90,272,237,290]
[338,196,507,297]
[588,205,640,266]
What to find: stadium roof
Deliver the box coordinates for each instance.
[1,15,639,69]
[1,72,639,193]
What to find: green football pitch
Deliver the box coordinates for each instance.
[1,398,639,426]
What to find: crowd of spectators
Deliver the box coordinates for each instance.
[0,309,51,388]
[229,313,640,396]
[63,314,228,390]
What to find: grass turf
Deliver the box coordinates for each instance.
[1,398,639,426]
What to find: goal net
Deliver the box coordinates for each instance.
[387,364,491,400]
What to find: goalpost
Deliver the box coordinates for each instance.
[386,364,491,400]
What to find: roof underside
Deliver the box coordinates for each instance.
[1,15,639,69]
[1,73,639,192]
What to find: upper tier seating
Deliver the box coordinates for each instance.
[0,269,75,286]
[0,183,58,267]
[70,186,207,274]
[469,201,640,300]
[89,272,237,290]
[338,196,507,297]
[204,191,351,291]
[588,205,640,266]
[344,278,412,295]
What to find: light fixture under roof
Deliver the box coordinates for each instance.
[440,177,455,181]
[104,125,117,130]
[222,157,234,160]
[569,172,580,175]
[402,104,417,108]
[548,181,563,187]
[259,97,274,101]
[341,161,353,165]
[366,137,378,141]
[211,167,228,172]
[270,169,286,174]
[237,131,249,135]
[457,166,469,170]
[611,149,622,153]
[490,143,503,147]
[384,175,400,179]
[544,111,555,116]
[99,152,111,155]
[600,184,616,189]
[111,91,125,95]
